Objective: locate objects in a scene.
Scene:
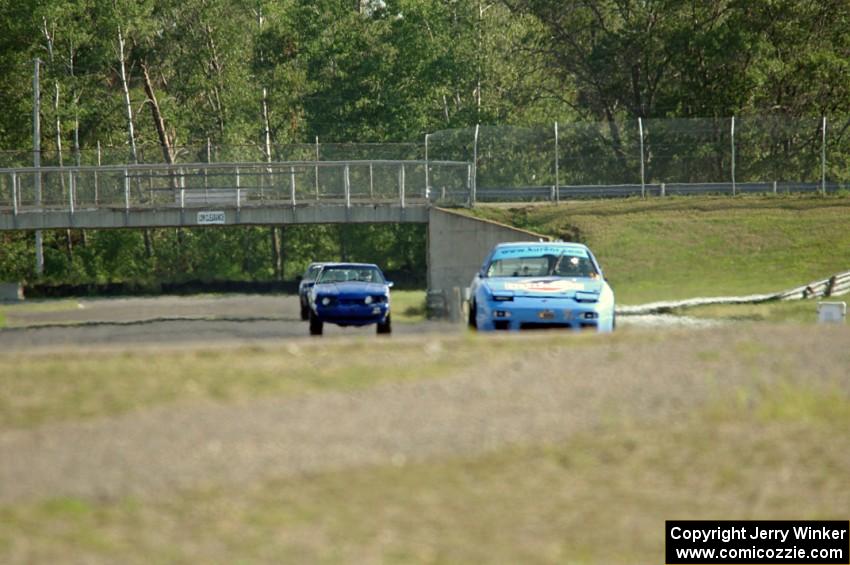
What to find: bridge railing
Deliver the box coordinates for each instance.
[0,160,473,214]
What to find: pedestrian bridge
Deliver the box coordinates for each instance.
[0,160,472,230]
[0,160,548,299]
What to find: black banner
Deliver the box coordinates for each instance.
[666,520,849,564]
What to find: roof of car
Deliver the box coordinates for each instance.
[319,262,381,269]
[494,241,588,249]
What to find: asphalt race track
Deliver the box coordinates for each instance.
[0,295,460,351]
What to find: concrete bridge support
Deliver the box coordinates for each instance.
[427,208,549,310]
[0,283,24,302]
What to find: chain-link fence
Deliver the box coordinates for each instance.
[0,141,426,168]
[427,117,850,200]
[3,116,850,203]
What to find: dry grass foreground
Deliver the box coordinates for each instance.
[1,325,849,563]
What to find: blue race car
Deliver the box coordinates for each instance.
[468,242,615,332]
[309,263,393,335]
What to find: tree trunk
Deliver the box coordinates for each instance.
[280,226,286,281]
[65,228,73,260]
[72,113,87,249]
[144,229,154,258]
[116,26,138,164]
[262,87,272,162]
[270,226,282,280]
[339,225,348,261]
[140,61,175,165]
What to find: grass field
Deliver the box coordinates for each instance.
[390,290,426,323]
[677,299,826,323]
[1,326,848,563]
[470,195,850,304]
[3,404,847,564]
[0,335,503,429]
[0,299,81,329]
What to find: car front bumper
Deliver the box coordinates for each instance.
[315,303,389,326]
[477,296,613,332]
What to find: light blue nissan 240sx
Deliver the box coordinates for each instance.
[468,242,615,332]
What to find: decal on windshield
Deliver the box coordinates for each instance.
[492,246,588,260]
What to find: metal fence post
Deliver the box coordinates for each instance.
[11,172,17,215]
[205,137,211,198]
[399,163,406,208]
[731,116,736,196]
[425,133,430,200]
[467,163,473,206]
[315,135,320,200]
[554,121,560,203]
[344,164,351,208]
[369,163,374,198]
[821,116,827,196]
[68,170,75,214]
[290,165,296,206]
[639,117,646,198]
[472,124,479,206]
[180,188,185,209]
[124,168,130,211]
[95,140,101,205]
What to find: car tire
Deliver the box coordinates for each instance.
[309,310,323,336]
[300,300,309,321]
[468,300,478,330]
[376,314,392,335]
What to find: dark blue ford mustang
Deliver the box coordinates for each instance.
[308,263,393,335]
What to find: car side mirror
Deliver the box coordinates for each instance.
[387,281,394,288]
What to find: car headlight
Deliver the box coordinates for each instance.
[364,296,373,304]
[321,296,332,306]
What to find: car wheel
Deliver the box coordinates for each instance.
[309,309,323,336]
[468,300,478,330]
[300,300,309,321]
[376,314,392,335]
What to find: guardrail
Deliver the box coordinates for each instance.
[779,270,850,300]
[0,160,473,214]
[477,181,850,202]
[618,269,850,315]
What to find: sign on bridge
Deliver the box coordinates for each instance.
[197,211,226,225]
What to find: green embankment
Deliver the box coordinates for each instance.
[469,195,850,305]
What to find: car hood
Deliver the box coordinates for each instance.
[483,276,605,298]
[314,282,388,296]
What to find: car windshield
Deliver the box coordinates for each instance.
[487,250,598,278]
[316,266,385,284]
